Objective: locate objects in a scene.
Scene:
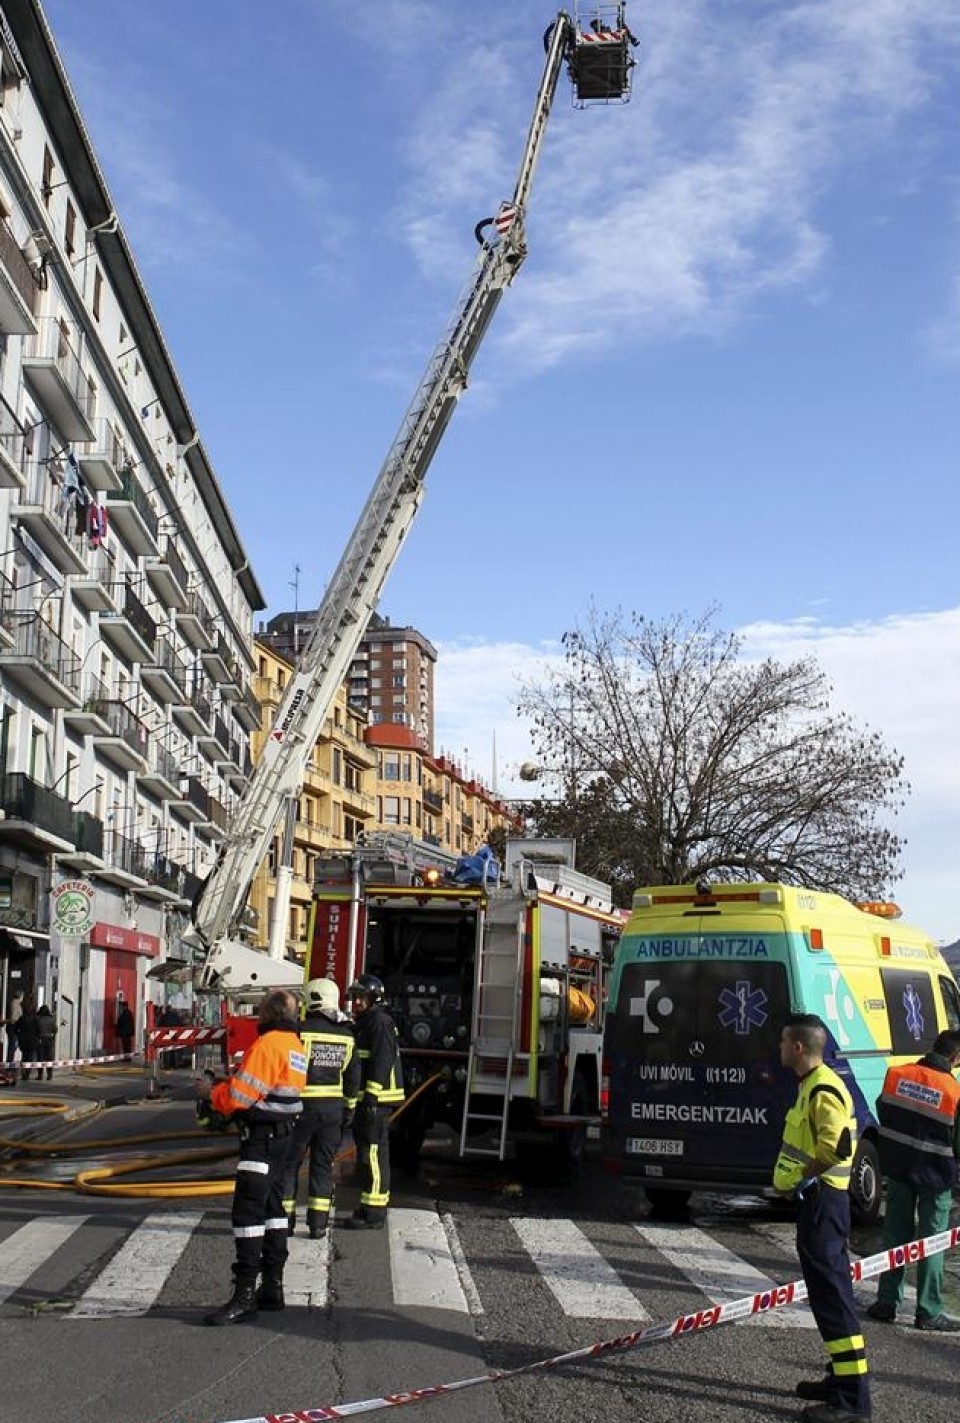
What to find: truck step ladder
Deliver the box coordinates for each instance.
[459,899,525,1160]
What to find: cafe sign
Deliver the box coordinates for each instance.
[51,879,95,939]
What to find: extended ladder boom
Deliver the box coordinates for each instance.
[193,9,635,990]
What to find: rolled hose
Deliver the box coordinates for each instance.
[0,1072,446,1199]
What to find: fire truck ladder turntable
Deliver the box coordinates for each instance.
[190,6,636,994]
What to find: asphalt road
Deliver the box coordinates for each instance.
[1,1098,958,1423]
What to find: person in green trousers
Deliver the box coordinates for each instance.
[868,1028,960,1331]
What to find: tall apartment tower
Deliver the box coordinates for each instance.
[262,610,437,754]
[0,4,263,1054]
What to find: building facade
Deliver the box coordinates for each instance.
[0,3,263,1056]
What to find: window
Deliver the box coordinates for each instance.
[93,266,103,321]
[382,795,400,825]
[334,706,342,727]
[332,747,342,786]
[393,674,406,688]
[380,752,400,781]
[64,200,76,256]
[42,146,54,206]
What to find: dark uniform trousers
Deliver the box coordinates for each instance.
[353,1103,391,1217]
[233,1118,297,1281]
[287,1101,343,1232]
[796,1182,871,1417]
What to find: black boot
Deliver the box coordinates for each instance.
[255,1269,285,1311]
[203,1274,258,1326]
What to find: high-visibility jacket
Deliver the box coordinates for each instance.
[350,1002,404,1108]
[877,1053,960,1190]
[773,1062,856,1193]
[300,1011,359,1102]
[210,1019,306,1122]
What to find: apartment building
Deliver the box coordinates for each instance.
[248,638,376,963]
[0,4,263,1055]
[263,610,437,754]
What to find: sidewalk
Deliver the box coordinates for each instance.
[0,1063,196,1149]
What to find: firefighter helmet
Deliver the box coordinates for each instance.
[304,977,340,1015]
[346,972,384,1003]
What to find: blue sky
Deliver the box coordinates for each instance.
[43,1,959,940]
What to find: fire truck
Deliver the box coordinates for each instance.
[185,8,636,1099]
[306,832,622,1165]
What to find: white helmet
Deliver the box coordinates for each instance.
[304,977,340,1015]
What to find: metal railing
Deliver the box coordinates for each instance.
[157,535,188,594]
[118,579,157,650]
[0,567,15,638]
[72,810,104,858]
[82,415,127,470]
[108,462,160,542]
[104,827,140,877]
[24,317,96,421]
[146,635,188,694]
[7,614,81,692]
[0,219,39,315]
[0,396,30,481]
[1,772,73,840]
[86,697,149,757]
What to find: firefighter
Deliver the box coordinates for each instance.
[282,977,359,1238]
[774,1014,870,1423]
[868,1028,960,1330]
[195,988,306,1326]
[343,973,403,1230]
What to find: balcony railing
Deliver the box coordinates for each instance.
[72,810,104,858]
[103,827,141,877]
[0,567,15,640]
[0,772,73,840]
[149,743,179,785]
[146,635,188,694]
[119,579,157,651]
[183,776,209,818]
[87,697,149,757]
[108,462,160,542]
[208,796,229,832]
[24,317,96,420]
[0,218,39,318]
[158,535,189,594]
[423,788,444,815]
[0,396,30,484]
[7,614,81,692]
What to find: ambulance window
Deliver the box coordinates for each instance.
[939,975,960,1031]
[880,968,939,1055]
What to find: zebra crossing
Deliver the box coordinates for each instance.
[0,1207,915,1324]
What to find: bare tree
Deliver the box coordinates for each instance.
[517,607,907,903]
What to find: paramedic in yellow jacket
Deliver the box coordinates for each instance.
[773,1014,870,1423]
[196,989,306,1326]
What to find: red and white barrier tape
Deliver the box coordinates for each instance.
[203,1225,960,1423]
[149,1027,226,1047]
[1,1053,139,1072]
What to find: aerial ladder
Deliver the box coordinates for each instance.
[190,5,636,993]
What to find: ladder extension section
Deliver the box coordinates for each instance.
[459,899,525,1159]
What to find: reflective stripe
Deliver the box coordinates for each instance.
[237,1159,270,1175]
[878,1124,955,1157]
[264,1217,289,1232]
[308,1196,331,1211]
[826,1334,865,1355]
[234,1225,266,1238]
[834,1359,869,1377]
[236,1069,270,1094]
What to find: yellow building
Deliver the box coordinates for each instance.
[248,639,376,962]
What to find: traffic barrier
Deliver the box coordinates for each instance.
[149,1027,226,1052]
[1,1052,138,1072]
[198,1224,960,1423]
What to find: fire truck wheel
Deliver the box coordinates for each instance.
[556,1073,590,1169]
[849,1137,881,1226]
[644,1187,691,1219]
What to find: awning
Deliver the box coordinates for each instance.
[0,928,48,951]
[146,958,193,983]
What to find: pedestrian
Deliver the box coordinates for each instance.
[36,1001,57,1081]
[867,1027,960,1332]
[773,1014,870,1423]
[17,995,40,1083]
[4,990,23,1075]
[282,977,358,1238]
[195,988,306,1325]
[116,999,135,1057]
[343,973,404,1230]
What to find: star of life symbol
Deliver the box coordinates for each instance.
[903,983,925,1041]
[717,980,768,1036]
[629,978,674,1036]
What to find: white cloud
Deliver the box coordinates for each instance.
[437,606,960,944]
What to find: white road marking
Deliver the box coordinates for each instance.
[388,1207,471,1313]
[68,1211,202,1318]
[511,1216,650,1320]
[284,1231,330,1308]
[0,1215,89,1306]
[634,1221,816,1328]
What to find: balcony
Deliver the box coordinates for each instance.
[10,459,87,574]
[97,827,149,888]
[22,317,96,441]
[143,536,189,610]
[0,219,39,335]
[201,630,239,687]
[86,697,150,772]
[98,580,156,663]
[170,775,209,825]
[0,568,14,650]
[0,772,74,851]
[106,462,160,557]
[57,810,106,873]
[196,793,229,841]
[216,734,243,776]
[253,673,282,711]
[0,397,29,490]
[137,743,180,800]
[462,812,475,835]
[0,614,81,707]
[68,546,119,615]
[226,747,252,791]
[234,679,262,733]
[423,787,444,815]
[171,682,212,737]
[78,416,126,493]
[341,783,376,818]
[134,849,189,904]
[140,635,188,705]
[175,589,214,651]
